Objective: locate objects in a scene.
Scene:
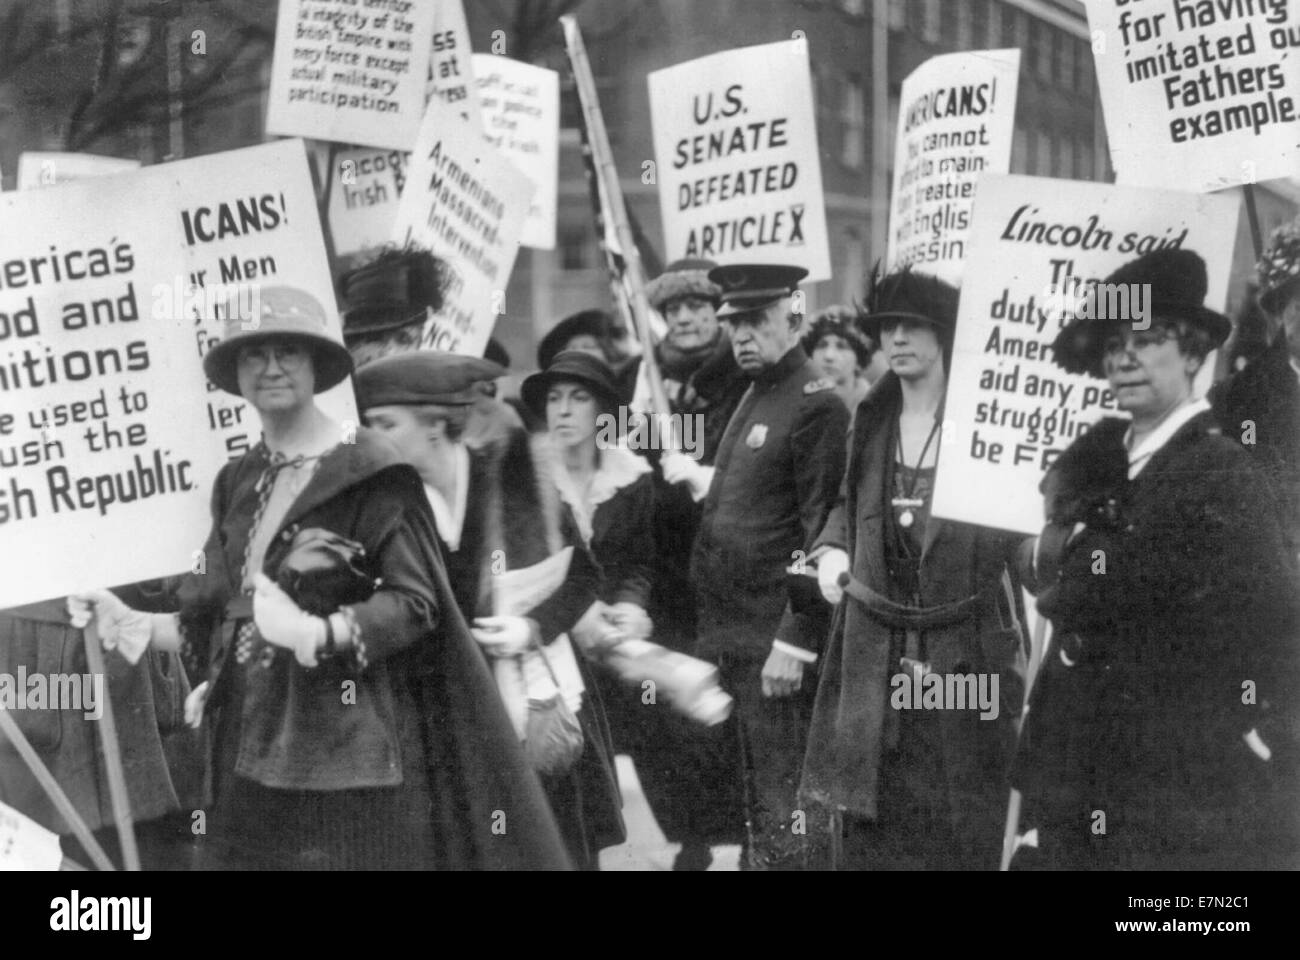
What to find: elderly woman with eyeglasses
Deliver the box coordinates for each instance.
[69,287,569,870]
[1012,250,1299,871]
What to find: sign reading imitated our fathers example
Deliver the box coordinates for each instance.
[648,39,832,281]
[1084,0,1300,191]
[886,49,1020,284]
[931,174,1238,535]
[474,53,560,250]
[393,95,534,359]
[0,139,353,608]
[266,0,437,151]
[17,152,141,190]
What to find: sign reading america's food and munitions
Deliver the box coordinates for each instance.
[647,38,832,281]
[266,0,438,151]
[0,139,353,608]
[392,95,534,358]
[886,49,1020,284]
[1084,0,1300,191]
[931,174,1238,535]
[474,53,560,251]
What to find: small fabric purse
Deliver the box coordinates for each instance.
[520,641,585,778]
[275,527,377,617]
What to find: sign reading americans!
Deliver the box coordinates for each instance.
[0,139,352,608]
[931,174,1237,535]
[648,39,832,281]
[1085,0,1300,191]
[886,49,1020,284]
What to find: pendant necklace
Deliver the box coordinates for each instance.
[893,417,941,529]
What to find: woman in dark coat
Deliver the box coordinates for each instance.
[356,350,626,870]
[72,288,568,870]
[1013,249,1299,870]
[801,269,1027,870]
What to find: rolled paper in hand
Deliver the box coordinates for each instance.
[601,639,733,726]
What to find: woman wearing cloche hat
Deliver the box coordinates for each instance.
[70,287,570,870]
[1012,248,1299,870]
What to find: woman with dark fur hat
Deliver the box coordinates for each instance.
[801,305,880,410]
[1013,248,1299,870]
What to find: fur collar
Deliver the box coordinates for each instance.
[549,441,650,544]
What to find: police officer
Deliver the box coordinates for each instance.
[661,263,848,869]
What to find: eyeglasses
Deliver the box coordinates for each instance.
[1101,326,1180,358]
[237,342,309,373]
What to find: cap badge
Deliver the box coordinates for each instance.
[746,424,768,449]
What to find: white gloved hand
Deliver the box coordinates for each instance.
[66,590,153,665]
[184,681,211,730]
[471,616,538,659]
[252,572,323,668]
[608,602,653,642]
[660,452,715,502]
[816,549,851,605]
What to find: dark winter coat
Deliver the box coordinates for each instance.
[691,346,849,661]
[177,427,571,869]
[1012,411,1299,870]
[798,374,1026,842]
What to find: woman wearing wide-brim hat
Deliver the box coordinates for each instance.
[1012,248,1299,870]
[70,286,570,870]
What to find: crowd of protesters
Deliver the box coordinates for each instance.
[3,213,1298,871]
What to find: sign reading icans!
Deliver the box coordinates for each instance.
[266,0,437,151]
[393,95,534,359]
[886,49,1020,284]
[0,139,353,609]
[1085,0,1300,191]
[648,38,832,281]
[931,174,1238,535]
[474,53,560,251]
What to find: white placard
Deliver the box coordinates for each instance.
[0,139,354,608]
[887,49,1020,284]
[428,0,483,131]
[327,146,410,259]
[1085,0,1300,191]
[474,54,560,250]
[648,39,832,281]
[0,801,62,871]
[932,174,1239,534]
[393,96,534,359]
[17,153,141,191]
[266,0,437,151]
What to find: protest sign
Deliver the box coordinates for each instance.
[393,95,534,359]
[0,139,353,608]
[886,49,1020,284]
[428,0,483,130]
[474,53,560,250]
[17,152,141,190]
[327,146,410,259]
[266,0,437,151]
[648,39,832,281]
[931,174,1238,534]
[1085,0,1300,191]
[0,801,62,871]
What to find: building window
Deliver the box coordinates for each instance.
[1039,25,1055,81]
[1076,138,1095,181]
[986,0,1001,49]
[1012,127,1028,173]
[923,0,940,44]
[1059,32,1074,88]
[841,74,866,169]
[1078,40,1095,95]
[957,0,973,48]
[1060,137,1076,179]
[889,0,907,32]
[1034,130,1052,176]
[1015,9,1029,50]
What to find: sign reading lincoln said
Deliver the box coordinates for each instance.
[931,174,1238,535]
[648,39,832,281]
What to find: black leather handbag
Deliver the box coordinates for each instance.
[275,527,378,617]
